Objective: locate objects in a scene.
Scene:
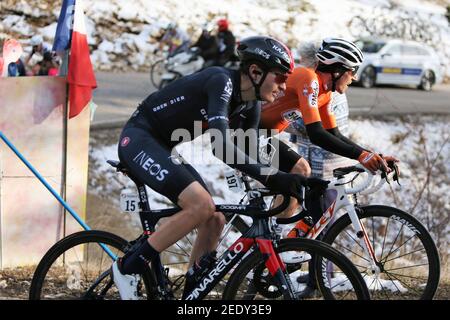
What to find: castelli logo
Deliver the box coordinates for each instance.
[121,137,131,147]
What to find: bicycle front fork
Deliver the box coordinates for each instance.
[258,239,297,299]
[346,205,380,275]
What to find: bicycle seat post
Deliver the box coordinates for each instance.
[129,176,154,235]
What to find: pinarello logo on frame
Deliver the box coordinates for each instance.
[121,137,131,147]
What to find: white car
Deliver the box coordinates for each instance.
[354,38,443,91]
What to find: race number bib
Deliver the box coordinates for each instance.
[224,169,243,193]
[120,190,140,213]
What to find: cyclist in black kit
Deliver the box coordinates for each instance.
[112,36,329,299]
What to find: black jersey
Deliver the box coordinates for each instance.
[129,66,276,185]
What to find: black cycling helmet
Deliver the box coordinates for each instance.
[237,36,294,74]
[237,36,294,99]
[316,38,364,91]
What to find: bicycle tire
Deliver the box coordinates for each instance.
[150,59,165,88]
[223,238,370,300]
[29,230,155,300]
[322,205,440,300]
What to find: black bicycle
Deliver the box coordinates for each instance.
[29,160,370,300]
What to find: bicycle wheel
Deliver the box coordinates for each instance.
[322,205,440,300]
[150,59,165,88]
[29,230,155,300]
[223,238,370,300]
[161,214,249,299]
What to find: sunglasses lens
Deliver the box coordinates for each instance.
[274,73,288,84]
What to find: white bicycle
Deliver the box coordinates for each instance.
[223,163,440,300]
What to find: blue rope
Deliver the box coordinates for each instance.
[0,131,117,260]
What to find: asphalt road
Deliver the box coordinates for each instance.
[91,71,450,127]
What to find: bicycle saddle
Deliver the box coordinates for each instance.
[107,160,130,174]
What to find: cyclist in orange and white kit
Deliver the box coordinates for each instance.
[260,38,400,297]
[260,38,399,218]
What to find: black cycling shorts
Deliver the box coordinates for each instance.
[267,137,302,173]
[118,121,208,205]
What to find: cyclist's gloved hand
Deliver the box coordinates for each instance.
[358,151,388,174]
[265,171,307,202]
[381,155,400,175]
[306,177,329,191]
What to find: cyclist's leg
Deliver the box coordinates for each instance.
[117,126,217,272]
[270,138,311,218]
[157,161,226,267]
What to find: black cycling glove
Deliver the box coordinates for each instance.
[265,171,308,202]
[305,177,330,198]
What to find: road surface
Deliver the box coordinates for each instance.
[91,71,450,127]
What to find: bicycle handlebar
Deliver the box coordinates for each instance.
[342,164,375,194]
[216,190,291,219]
[333,163,398,195]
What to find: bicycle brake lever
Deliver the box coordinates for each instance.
[392,163,401,186]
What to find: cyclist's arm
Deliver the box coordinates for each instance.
[297,76,364,160]
[318,100,370,156]
[204,74,279,183]
[326,126,370,154]
[305,121,363,160]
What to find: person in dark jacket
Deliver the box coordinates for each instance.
[192,24,218,67]
[215,18,236,66]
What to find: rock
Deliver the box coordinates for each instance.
[0,280,8,289]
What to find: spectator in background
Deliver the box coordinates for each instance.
[7,58,26,77]
[34,51,59,76]
[25,34,58,75]
[215,18,236,66]
[159,23,191,57]
[192,24,218,68]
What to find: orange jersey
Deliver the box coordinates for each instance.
[260,67,336,132]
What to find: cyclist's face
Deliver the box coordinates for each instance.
[334,70,356,94]
[260,69,288,102]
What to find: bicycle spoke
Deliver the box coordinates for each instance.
[165,249,189,258]
[371,216,376,259]
[333,242,371,264]
[380,216,391,262]
[383,247,426,264]
[383,271,422,295]
[382,223,405,264]
[381,233,422,264]
[383,262,429,272]
[343,229,366,252]
[384,271,428,281]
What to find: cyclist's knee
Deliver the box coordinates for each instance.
[291,158,311,177]
[178,182,215,220]
[211,212,226,229]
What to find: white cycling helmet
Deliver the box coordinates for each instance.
[30,35,43,46]
[316,38,363,73]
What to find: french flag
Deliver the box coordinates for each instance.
[54,0,97,118]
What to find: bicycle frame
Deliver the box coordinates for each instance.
[183,217,294,300]
[302,172,382,274]
[124,171,294,300]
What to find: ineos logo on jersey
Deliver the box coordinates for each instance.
[133,151,169,181]
[308,80,319,108]
[120,137,131,147]
[220,78,233,103]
